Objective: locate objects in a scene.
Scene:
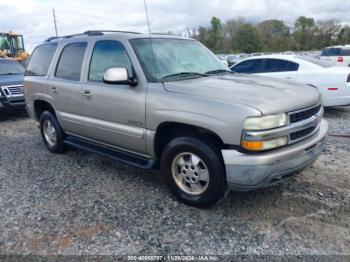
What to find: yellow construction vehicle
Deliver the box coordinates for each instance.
[0,32,29,63]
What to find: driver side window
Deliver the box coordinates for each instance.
[89,40,133,82]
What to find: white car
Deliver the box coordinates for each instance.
[319,45,350,67]
[230,55,350,107]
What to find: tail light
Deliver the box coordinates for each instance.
[338,56,344,63]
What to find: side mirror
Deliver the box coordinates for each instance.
[103,67,137,86]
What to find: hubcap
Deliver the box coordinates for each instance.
[43,120,57,146]
[171,152,209,195]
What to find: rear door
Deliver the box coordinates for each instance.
[48,41,87,134]
[257,59,299,80]
[79,39,147,154]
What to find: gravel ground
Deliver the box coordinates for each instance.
[0,107,349,258]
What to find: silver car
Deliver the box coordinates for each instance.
[24,31,328,207]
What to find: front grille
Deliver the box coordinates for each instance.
[289,104,321,123]
[1,85,24,97]
[290,126,317,141]
[8,85,24,96]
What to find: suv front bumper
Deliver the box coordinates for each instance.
[0,96,26,110]
[222,119,329,191]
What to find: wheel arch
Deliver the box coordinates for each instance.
[153,121,225,162]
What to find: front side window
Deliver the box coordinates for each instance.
[25,43,57,76]
[130,38,226,81]
[263,59,299,73]
[89,40,133,82]
[55,42,87,81]
[231,59,263,73]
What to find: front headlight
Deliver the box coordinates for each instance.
[243,113,288,131]
[241,136,288,151]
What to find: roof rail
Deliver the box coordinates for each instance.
[151,32,173,35]
[44,30,142,42]
[83,30,142,35]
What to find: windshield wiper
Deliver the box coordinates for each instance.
[205,69,234,75]
[161,72,209,82]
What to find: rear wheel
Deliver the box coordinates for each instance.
[39,111,66,153]
[161,137,227,208]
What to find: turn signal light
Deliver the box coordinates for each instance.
[241,141,263,151]
[241,137,288,151]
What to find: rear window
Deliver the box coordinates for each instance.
[321,48,341,57]
[25,43,57,76]
[263,59,299,73]
[55,42,87,81]
[297,56,333,68]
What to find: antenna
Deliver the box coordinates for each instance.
[52,8,58,37]
[143,0,156,75]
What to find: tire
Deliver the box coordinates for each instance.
[39,111,66,154]
[161,136,227,208]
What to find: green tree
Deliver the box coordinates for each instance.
[338,26,350,45]
[206,17,224,53]
[293,16,316,50]
[315,19,342,48]
[257,20,290,51]
[235,24,263,53]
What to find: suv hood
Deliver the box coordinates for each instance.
[0,74,24,86]
[163,74,321,115]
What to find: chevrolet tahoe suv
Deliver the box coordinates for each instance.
[0,58,25,111]
[24,31,328,207]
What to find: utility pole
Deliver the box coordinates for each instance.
[52,8,58,37]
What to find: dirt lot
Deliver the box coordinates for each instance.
[0,107,349,258]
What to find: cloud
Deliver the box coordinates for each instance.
[0,0,349,51]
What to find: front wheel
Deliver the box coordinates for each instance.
[161,137,227,208]
[39,111,66,154]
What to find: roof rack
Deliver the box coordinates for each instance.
[44,30,142,42]
[84,30,142,35]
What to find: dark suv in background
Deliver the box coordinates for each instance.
[0,58,25,111]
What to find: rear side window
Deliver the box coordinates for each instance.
[340,49,350,56]
[25,43,57,76]
[263,59,299,73]
[231,59,263,73]
[321,48,341,57]
[55,42,87,81]
[89,40,133,82]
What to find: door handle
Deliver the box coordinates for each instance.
[51,86,58,94]
[285,77,293,80]
[82,90,93,99]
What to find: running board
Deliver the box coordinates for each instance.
[64,136,155,170]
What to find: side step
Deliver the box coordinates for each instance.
[64,136,155,171]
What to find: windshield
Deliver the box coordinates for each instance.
[0,59,25,75]
[130,38,227,81]
[296,56,333,68]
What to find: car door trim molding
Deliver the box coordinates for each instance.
[57,110,144,139]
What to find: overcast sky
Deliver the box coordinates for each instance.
[1,0,350,51]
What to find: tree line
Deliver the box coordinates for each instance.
[189,16,350,54]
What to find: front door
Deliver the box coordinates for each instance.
[80,40,147,154]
